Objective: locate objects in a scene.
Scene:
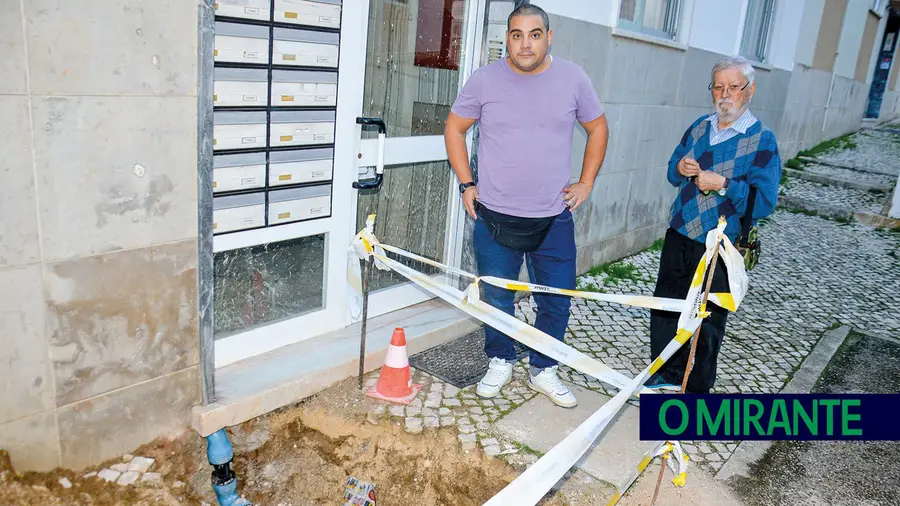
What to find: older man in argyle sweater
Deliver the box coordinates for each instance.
[646,56,781,393]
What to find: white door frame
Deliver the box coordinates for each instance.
[213,0,489,368]
[349,0,489,320]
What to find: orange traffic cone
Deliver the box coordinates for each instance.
[366,328,423,405]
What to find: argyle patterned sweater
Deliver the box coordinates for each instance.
[667,114,782,243]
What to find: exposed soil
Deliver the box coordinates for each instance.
[0,374,745,505]
[0,377,534,506]
[0,434,206,505]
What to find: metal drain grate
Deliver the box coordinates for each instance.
[408,327,530,388]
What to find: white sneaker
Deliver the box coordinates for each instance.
[477,357,513,398]
[529,366,577,408]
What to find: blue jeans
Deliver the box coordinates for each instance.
[473,206,576,369]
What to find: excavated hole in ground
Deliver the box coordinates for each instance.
[0,377,572,505]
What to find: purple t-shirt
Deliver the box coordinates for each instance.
[451,56,604,218]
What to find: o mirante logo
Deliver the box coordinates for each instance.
[639,394,899,441]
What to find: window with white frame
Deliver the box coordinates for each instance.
[618,0,683,40]
[740,0,777,63]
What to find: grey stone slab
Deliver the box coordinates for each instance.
[0,96,40,268]
[23,0,198,96]
[752,67,792,114]
[547,14,575,61]
[569,21,610,86]
[0,410,60,472]
[587,170,632,244]
[492,384,655,485]
[58,366,199,470]
[0,264,54,423]
[31,96,198,262]
[603,33,684,106]
[46,240,199,406]
[626,166,670,232]
[0,0,26,94]
[675,48,722,109]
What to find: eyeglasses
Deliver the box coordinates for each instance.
[708,82,750,95]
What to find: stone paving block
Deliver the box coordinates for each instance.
[404,418,423,434]
[141,472,162,485]
[458,433,476,451]
[127,456,154,473]
[98,469,120,483]
[483,445,502,459]
[116,471,140,486]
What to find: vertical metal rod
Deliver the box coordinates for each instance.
[197,0,216,406]
[358,255,374,389]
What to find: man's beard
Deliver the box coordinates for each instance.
[716,98,745,123]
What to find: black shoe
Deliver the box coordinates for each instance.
[644,373,680,391]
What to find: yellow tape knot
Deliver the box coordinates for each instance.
[672,471,687,487]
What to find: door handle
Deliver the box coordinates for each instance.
[353,117,387,190]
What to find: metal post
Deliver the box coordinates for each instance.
[358,254,374,389]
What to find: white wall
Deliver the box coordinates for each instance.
[687,0,745,55]
[768,0,806,70]
[541,0,610,27]
[795,0,826,66]
[834,0,871,78]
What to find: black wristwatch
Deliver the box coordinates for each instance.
[459,181,476,194]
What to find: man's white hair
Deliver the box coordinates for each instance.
[711,56,756,85]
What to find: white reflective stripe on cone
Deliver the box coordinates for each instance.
[383,344,409,369]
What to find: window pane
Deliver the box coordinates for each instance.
[213,235,325,338]
[619,0,638,22]
[356,161,452,293]
[363,0,466,138]
[643,0,669,32]
[741,0,767,60]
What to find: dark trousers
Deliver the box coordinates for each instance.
[473,208,576,369]
[650,228,730,393]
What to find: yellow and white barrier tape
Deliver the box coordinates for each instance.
[347,216,746,505]
[606,440,689,506]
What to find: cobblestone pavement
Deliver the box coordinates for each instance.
[816,124,900,177]
[364,128,900,485]
[780,177,887,214]
[803,162,897,187]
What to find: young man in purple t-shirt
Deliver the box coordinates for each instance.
[444,4,609,408]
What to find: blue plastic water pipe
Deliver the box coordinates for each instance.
[206,429,252,506]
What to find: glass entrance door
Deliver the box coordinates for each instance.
[349,0,487,318]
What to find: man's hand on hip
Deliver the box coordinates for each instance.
[563,182,592,211]
[463,186,478,219]
[677,157,700,177]
[695,170,726,192]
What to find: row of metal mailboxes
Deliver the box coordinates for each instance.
[213,110,335,151]
[213,148,333,193]
[213,185,332,234]
[215,0,341,29]
[215,22,339,67]
[214,68,337,108]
